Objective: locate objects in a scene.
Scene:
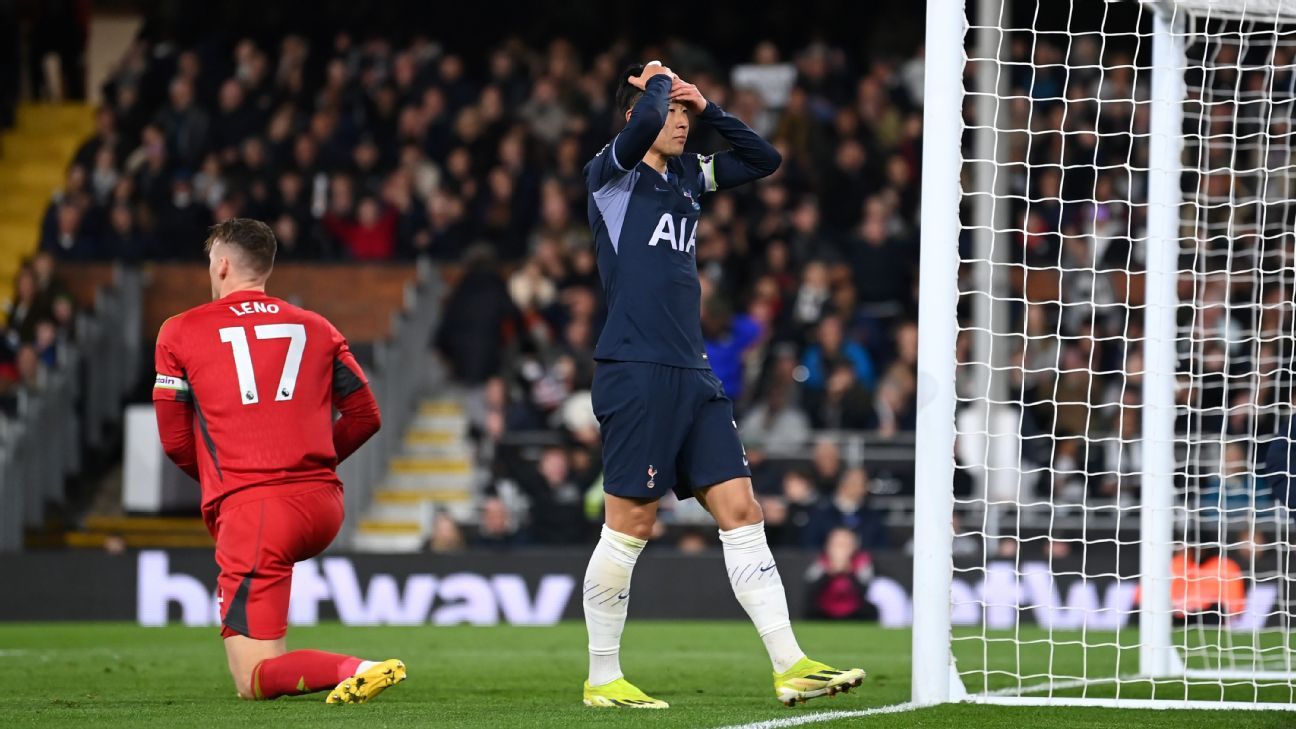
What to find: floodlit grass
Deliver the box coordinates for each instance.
[0,622,1291,728]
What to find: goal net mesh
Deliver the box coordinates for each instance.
[953,0,1296,703]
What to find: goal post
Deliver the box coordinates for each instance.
[1139,0,1185,683]
[912,0,965,706]
[915,0,1296,710]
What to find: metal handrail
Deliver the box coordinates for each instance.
[335,261,444,547]
[0,268,142,552]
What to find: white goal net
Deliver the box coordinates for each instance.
[915,0,1296,710]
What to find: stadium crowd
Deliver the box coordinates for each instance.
[960,32,1296,526]
[0,252,76,421]
[44,21,1281,563]
[43,30,925,556]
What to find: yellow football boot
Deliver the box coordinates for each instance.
[582,677,669,708]
[773,656,865,707]
[326,659,407,704]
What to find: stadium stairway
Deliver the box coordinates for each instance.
[62,394,476,552]
[352,398,476,552]
[0,103,94,305]
[65,515,214,549]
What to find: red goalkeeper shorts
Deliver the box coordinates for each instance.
[212,482,344,640]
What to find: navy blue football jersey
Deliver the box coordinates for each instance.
[584,142,718,369]
[583,72,779,371]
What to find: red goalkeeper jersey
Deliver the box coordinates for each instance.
[152,289,380,519]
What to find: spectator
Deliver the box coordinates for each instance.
[873,364,916,437]
[434,246,521,385]
[821,139,873,231]
[426,513,466,553]
[809,437,844,495]
[519,76,569,146]
[850,195,914,310]
[154,176,212,256]
[128,123,171,209]
[740,377,811,455]
[14,344,44,392]
[474,497,526,549]
[515,446,589,545]
[0,347,18,417]
[807,363,875,430]
[702,295,765,401]
[102,203,147,261]
[770,469,822,547]
[6,266,48,344]
[33,320,60,368]
[806,468,889,550]
[154,76,210,168]
[74,106,126,170]
[791,261,831,330]
[210,78,260,158]
[1200,441,1276,522]
[804,528,878,620]
[325,196,398,260]
[801,314,875,393]
[30,252,70,315]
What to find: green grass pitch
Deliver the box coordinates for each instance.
[0,621,1292,728]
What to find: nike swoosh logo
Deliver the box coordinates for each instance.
[617,592,629,600]
[759,564,776,572]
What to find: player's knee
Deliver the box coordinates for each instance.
[604,498,658,540]
[717,497,763,530]
[736,497,764,526]
[613,518,655,541]
[232,671,257,700]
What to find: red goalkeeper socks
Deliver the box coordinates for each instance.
[252,650,363,699]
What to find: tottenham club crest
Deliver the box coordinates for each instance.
[647,465,657,489]
[682,188,700,210]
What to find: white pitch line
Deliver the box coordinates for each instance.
[713,702,921,729]
[716,675,1139,729]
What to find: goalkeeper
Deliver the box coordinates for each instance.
[578,60,866,709]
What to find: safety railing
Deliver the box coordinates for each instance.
[78,265,142,450]
[335,259,443,547]
[0,351,79,551]
[0,267,142,552]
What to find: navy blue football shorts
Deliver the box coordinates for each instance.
[591,360,751,501]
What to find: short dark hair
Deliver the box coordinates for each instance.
[204,218,277,276]
[616,64,645,114]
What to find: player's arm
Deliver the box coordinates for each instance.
[672,79,782,191]
[609,71,674,171]
[152,317,200,480]
[331,333,381,462]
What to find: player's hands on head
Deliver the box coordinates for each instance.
[669,78,708,114]
[629,60,675,90]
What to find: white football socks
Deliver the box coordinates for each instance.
[355,660,379,675]
[720,521,805,674]
[583,524,647,686]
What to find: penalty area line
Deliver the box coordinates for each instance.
[714,675,1133,728]
[713,702,921,729]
